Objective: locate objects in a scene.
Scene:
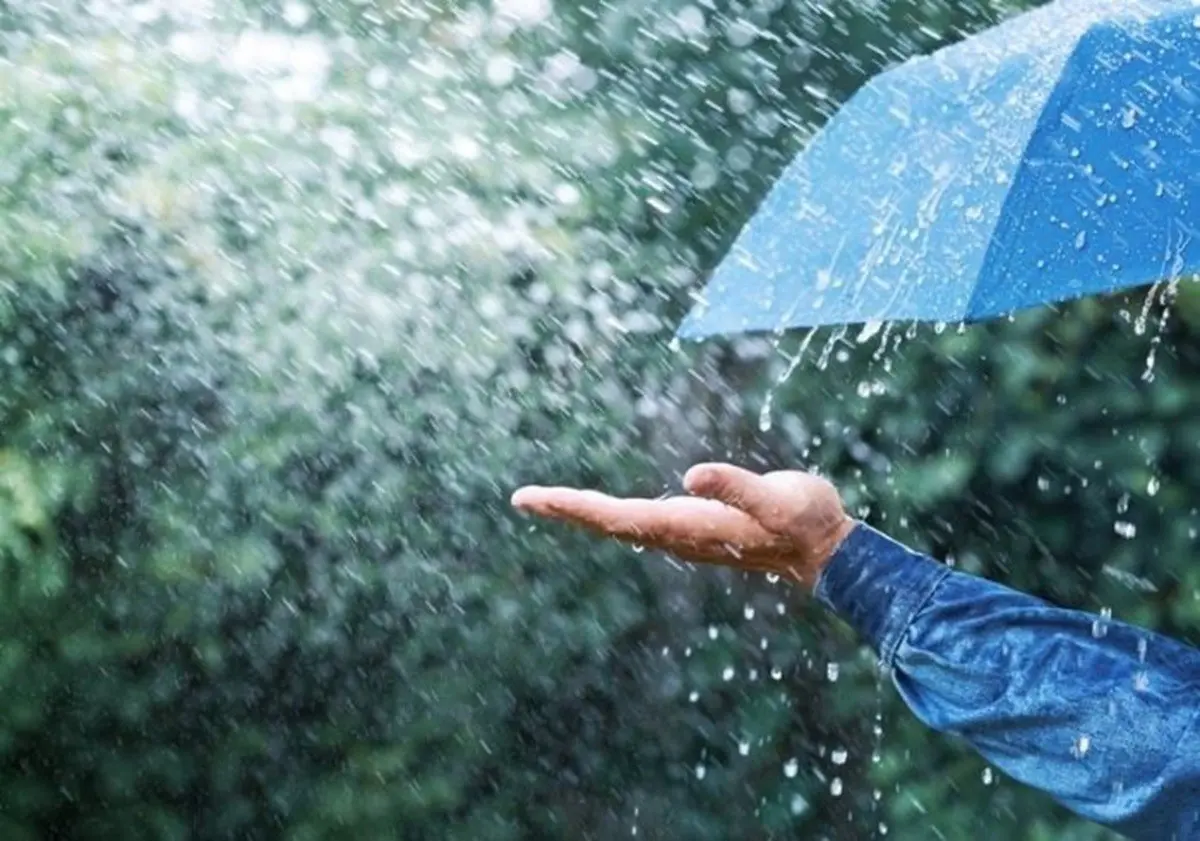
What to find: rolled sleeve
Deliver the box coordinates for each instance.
[814,522,951,667]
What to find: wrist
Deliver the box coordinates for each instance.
[816,516,857,574]
[790,515,858,591]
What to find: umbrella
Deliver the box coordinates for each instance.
[676,0,1200,341]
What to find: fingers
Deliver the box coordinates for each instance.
[683,463,779,522]
[510,486,770,556]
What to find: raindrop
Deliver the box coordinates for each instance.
[783,758,799,778]
[758,392,775,433]
[695,764,707,780]
[826,662,840,682]
[789,794,809,816]
[722,666,735,681]
[1121,106,1139,129]
[831,748,848,766]
[982,767,994,785]
[1074,230,1087,250]
[1147,476,1161,497]
[743,604,755,620]
[688,691,699,703]
[631,543,645,554]
[708,625,719,640]
[855,320,884,344]
[1072,734,1091,758]
[738,741,750,756]
[1114,521,1137,539]
[830,777,843,796]
[770,666,783,681]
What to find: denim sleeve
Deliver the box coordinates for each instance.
[815,522,1200,839]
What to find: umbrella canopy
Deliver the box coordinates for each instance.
[677,0,1200,340]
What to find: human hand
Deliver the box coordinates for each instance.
[511,463,855,589]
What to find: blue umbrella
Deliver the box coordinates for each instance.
[677,0,1200,340]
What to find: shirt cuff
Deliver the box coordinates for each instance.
[814,522,951,668]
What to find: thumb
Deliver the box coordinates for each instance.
[683,463,776,520]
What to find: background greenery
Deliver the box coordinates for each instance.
[0,0,1192,838]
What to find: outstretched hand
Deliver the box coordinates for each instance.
[511,463,855,589]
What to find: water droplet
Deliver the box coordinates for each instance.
[1147,476,1161,496]
[830,777,843,796]
[758,391,775,432]
[831,748,848,765]
[695,764,707,780]
[1075,230,1088,250]
[826,662,840,682]
[738,740,750,756]
[770,666,783,681]
[765,572,780,584]
[783,757,799,778]
[1114,520,1137,539]
[708,625,719,640]
[1073,734,1091,758]
[856,320,884,343]
[1121,106,1139,129]
[688,690,699,703]
[743,604,755,620]
[631,543,645,554]
[722,666,735,681]
[789,793,809,816]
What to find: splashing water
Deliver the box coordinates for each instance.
[758,327,820,432]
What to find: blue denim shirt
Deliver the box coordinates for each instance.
[815,522,1200,839]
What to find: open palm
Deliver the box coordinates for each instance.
[511,463,854,588]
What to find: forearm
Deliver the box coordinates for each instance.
[815,523,1200,838]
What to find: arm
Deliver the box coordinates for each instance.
[817,523,1200,839]
[512,463,1200,837]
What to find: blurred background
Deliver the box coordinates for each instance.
[0,0,1195,837]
